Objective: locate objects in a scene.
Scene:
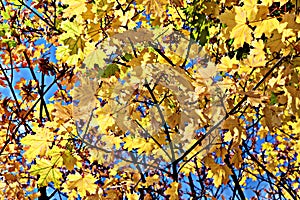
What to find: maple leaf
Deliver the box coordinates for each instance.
[87,22,101,42]
[123,137,144,151]
[220,9,237,31]
[242,0,258,21]
[165,182,179,200]
[262,106,282,131]
[137,139,154,155]
[61,21,84,40]
[217,56,239,72]
[266,30,286,52]
[94,103,115,133]
[136,0,168,17]
[230,23,253,49]
[72,77,99,120]
[204,155,233,187]
[230,147,243,168]
[243,53,267,68]
[53,103,73,121]
[61,0,87,19]
[253,18,279,38]
[83,48,107,72]
[63,172,98,197]
[126,193,139,200]
[3,0,300,198]
[21,127,54,162]
[62,151,77,171]
[30,158,62,188]
[55,45,71,62]
[221,6,253,49]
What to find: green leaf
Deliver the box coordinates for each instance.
[24,19,34,28]
[270,92,277,105]
[101,64,120,78]
[198,27,209,46]
[123,53,133,61]
[3,39,17,48]
[1,11,10,20]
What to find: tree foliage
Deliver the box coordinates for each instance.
[0,0,300,199]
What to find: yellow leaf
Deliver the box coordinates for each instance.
[251,39,265,55]
[137,0,168,17]
[281,28,296,44]
[206,165,232,187]
[243,0,258,21]
[64,172,98,197]
[81,4,96,22]
[230,147,243,168]
[47,145,64,167]
[234,6,247,24]
[61,21,84,39]
[260,0,274,6]
[224,131,233,142]
[123,137,144,151]
[95,104,115,133]
[87,22,101,42]
[21,127,54,162]
[230,23,253,49]
[217,56,239,72]
[61,0,87,19]
[126,193,139,200]
[62,151,77,171]
[83,48,107,70]
[137,140,154,155]
[144,174,160,187]
[243,53,267,68]
[30,158,62,188]
[53,103,73,120]
[296,15,300,23]
[165,182,179,200]
[253,18,279,38]
[56,45,71,62]
[219,9,236,31]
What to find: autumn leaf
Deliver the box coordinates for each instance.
[253,18,279,38]
[230,23,253,49]
[204,155,232,187]
[165,182,179,200]
[62,151,77,171]
[219,9,236,31]
[72,77,99,120]
[21,126,54,162]
[230,147,243,168]
[61,21,84,39]
[60,0,87,19]
[217,56,239,72]
[63,172,98,197]
[83,48,107,72]
[137,0,168,17]
[30,158,62,188]
[126,193,139,200]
